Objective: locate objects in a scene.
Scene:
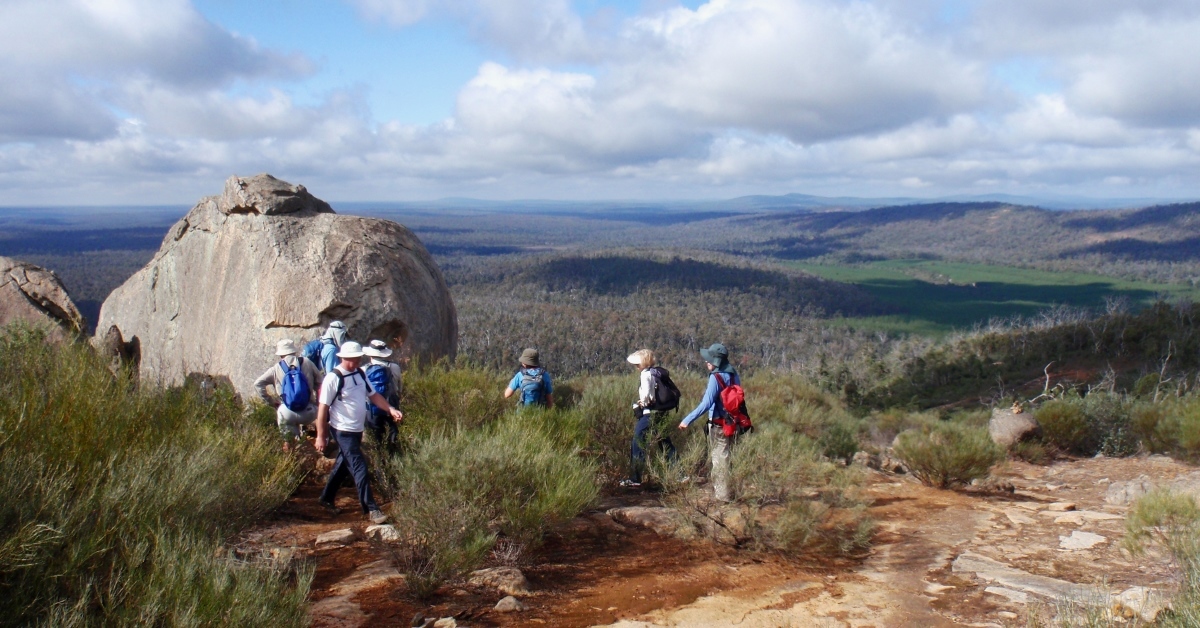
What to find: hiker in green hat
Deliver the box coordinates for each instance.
[504,348,554,408]
[678,343,742,502]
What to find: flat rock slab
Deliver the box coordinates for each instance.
[316,528,357,547]
[952,552,1093,600]
[1045,510,1122,525]
[984,586,1029,604]
[607,506,686,537]
[1059,531,1107,550]
[1002,509,1036,525]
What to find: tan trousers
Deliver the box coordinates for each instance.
[708,427,734,502]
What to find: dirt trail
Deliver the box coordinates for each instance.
[237,453,1192,627]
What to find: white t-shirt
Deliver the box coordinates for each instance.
[319,367,378,433]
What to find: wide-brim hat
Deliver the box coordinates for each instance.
[626,352,642,365]
[519,348,540,367]
[336,341,366,359]
[275,339,299,356]
[700,343,728,365]
[364,339,393,358]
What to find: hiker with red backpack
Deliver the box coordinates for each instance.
[620,349,681,488]
[314,341,403,524]
[253,339,322,448]
[678,343,752,503]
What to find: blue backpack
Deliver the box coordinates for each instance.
[519,368,547,406]
[302,339,325,368]
[365,364,397,420]
[279,358,311,412]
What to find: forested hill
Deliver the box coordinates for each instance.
[741,201,1200,285]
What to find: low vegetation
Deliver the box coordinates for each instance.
[1124,489,1200,627]
[893,422,1004,489]
[0,324,307,626]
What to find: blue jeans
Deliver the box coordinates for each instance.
[320,428,379,513]
[630,410,677,483]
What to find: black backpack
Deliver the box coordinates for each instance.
[646,366,681,412]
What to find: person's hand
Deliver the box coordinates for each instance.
[315,435,327,453]
[678,423,687,431]
[389,407,404,423]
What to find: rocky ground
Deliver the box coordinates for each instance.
[234,452,1195,627]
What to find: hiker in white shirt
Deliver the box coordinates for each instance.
[314,341,403,524]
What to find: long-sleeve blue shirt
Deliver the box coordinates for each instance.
[681,371,740,427]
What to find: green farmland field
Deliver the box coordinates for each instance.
[789,259,1200,335]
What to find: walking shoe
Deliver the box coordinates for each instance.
[368,509,388,524]
[318,498,341,515]
[618,479,641,488]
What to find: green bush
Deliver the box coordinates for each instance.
[1035,399,1093,454]
[1081,393,1138,456]
[400,359,511,439]
[665,423,873,555]
[0,324,306,626]
[381,414,598,595]
[893,422,1003,489]
[573,375,639,484]
[1010,439,1051,465]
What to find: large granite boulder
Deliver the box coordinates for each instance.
[97,174,457,398]
[0,256,85,339]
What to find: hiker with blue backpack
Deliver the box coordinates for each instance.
[302,321,348,375]
[678,343,752,503]
[503,348,553,408]
[620,349,682,489]
[253,339,322,449]
[314,341,403,524]
[363,339,403,447]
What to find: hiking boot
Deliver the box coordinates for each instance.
[368,509,388,524]
[318,498,341,515]
[618,479,641,488]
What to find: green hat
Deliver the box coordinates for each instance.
[700,343,728,366]
[519,348,540,367]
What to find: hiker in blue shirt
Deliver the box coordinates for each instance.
[504,348,554,408]
[319,321,348,375]
[678,343,740,502]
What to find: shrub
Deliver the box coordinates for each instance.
[893,422,1003,489]
[574,375,639,484]
[1081,392,1138,456]
[665,423,873,555]
[0,324,306,626]
[1010,440,1051,465]
[400,359,511,440]
[1035,399,1092,454]
[382,415,598,595]
[818,417,861,463]
[1123,489,1200,627]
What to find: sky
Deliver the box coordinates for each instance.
[2,0,1200,205]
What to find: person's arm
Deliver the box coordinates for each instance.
[314,373,335,452]
[679,375,718,429]
[253,366,277,405]
[321,345,337,375]
[369,392,404,422]
[503,373,519,398]
[637,370,652,408]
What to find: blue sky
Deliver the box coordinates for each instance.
[2,0,1200,205]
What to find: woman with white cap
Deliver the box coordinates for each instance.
[620,349,679,488]
[253,338,322,448]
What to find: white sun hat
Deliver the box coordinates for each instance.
[336,340,366,359]
[275,339,299,356]
[363,339,393,358]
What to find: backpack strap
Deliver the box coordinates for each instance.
[332,368,366,401]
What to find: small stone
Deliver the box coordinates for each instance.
[315,528,356,547]
[432,619,457,628]
[1046,502,1076,512]
[1059,530,1107,550]
[365,524,402,542]
[494,596,526,613]
[997,611,1019,620]
[469,567,531,595]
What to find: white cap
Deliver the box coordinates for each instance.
[336,341,365,358]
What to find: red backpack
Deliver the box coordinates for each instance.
[712,373,753,437]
